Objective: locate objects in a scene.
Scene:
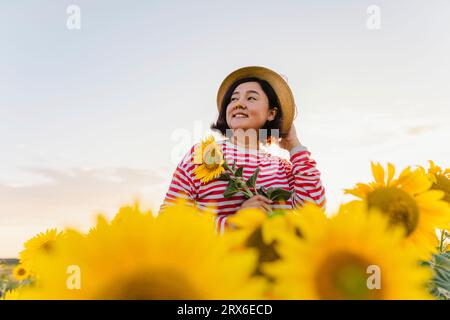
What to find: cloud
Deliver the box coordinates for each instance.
[405,125,437,136]
[0,166,170,257]
[0,167,166,213]
[302,106,444,150]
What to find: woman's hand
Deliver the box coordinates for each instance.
[239,195,273,213]
[278,124,302,151]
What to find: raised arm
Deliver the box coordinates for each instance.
[278,125,326,210]
[285,145,326,209]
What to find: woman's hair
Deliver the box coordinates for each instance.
[211,77,285,144]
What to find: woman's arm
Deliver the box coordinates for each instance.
[285,146,326,210]
[279,125,326,210]
[159,146,198,213]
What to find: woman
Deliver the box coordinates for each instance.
[161,66,326,233]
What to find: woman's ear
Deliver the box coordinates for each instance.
[267,107,277,121]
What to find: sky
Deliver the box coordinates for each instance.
[0,0,449,257]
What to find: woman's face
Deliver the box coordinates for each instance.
[226,81,276,132]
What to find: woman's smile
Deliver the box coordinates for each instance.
[232,112,249,118]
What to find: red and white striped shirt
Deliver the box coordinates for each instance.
[160,140,326,233]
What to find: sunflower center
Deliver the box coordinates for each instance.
[204,147,222,170]
[41,241,53,253]
[431,174,450,204]
[17,267,26,276]
[367,187,419,236]
[99,269,202,300]
[315,252,383,300]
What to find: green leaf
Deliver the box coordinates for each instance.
[266,187,293,201]
[441,251,450,260]
[235,167,244,178]
[420,260,431,267]
[217,172,231,181]
[434,253,450,269]
[436,287,450,300]
[246,168,260,188]
[258,186,269,198]
[243,192,253,200]
[223,180,240,198]
[427,252,450,300]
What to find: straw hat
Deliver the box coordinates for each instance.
[217,66,296,135]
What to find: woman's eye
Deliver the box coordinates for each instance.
[248,97,256,101]
[231,97,238,101]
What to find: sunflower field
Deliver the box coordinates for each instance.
[1,158,449,300]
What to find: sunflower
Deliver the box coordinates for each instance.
[344,162,450,259]
[85,202,152,238]
[227,209,283,276]
[19,228,63,274]
[193,135,226,184]
[225,207,321,279]
[16,202,265,300]
[418,161,450,252]
[418,160,450,204]
[226,207,316,299]
[263,202,432,299]
[13,264,30,281]
[227,207,314,246]
[111,201,154,224]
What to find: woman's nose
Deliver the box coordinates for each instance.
[235,100,247,109]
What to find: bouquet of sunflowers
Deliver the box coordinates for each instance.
[192,136,292,208]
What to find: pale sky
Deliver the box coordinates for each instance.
[1,0,449,257]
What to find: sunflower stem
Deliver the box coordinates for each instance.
[223,160,260,199]
[236,178,255,198]
[439,229,446,254]
[223,162,232,174]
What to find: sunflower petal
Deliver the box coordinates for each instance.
[386,162,396,185]
[371,162,385,186]
[344,183,372,198]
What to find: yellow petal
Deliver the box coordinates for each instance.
[343,183,372,199]
[415,190,445,203]
[386,162,396,186]
[229,208,266,229]
[371,162,385,185]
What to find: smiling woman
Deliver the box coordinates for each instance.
[160,66,326,233]
[211,76,283,144]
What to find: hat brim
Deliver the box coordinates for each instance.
[217,66,296,135]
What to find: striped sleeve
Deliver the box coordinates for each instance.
[159,146,198,213]
[284,145,326,210]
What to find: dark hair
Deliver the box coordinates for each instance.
[211,77,284,144]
